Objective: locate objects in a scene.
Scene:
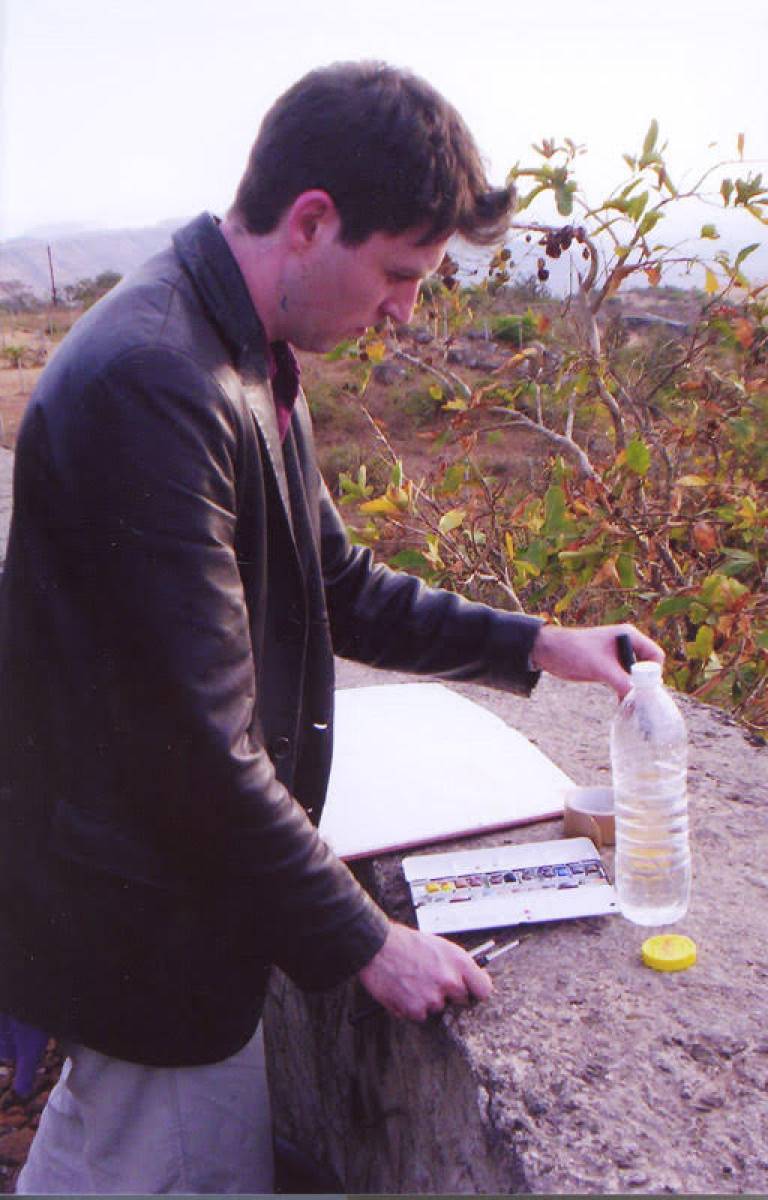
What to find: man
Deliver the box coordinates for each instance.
[0,62,661,1193]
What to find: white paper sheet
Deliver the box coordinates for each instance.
[319,682,573,860]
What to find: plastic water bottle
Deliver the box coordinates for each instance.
[610,660,691,925]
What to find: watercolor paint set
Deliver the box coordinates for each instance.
[403,836,619,934]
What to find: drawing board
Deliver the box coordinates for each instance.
[319,682,574,860]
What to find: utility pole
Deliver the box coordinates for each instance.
[47,244,58,307]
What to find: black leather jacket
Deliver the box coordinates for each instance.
[0,214,542,1065]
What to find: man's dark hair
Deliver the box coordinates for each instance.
[231,61,515,246]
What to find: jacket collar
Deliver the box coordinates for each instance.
[172,212,296,537]
[172,212,270,382]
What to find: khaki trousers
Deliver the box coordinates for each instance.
[16,1026,273,1194]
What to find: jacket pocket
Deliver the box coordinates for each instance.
[49,798,183,893]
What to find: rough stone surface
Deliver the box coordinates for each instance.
[264,659,768,1195]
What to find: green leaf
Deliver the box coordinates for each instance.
[735,242,760,269]
[438,508,466,535]
[573,367,591,395]
[554,182,576,216]
[390,460,403,488]
[690,625,715,661]
[699,573,749,611]
[437,464,466,495]
[554,588,579,615]
[520,539,549,571]
[638,210,663,237]
[654,596,692,619]
[719,549,757,577]
[700,224,719,239]
[558,545,605,568]
[618,178,643,201]
[641,119,659,162]
[389,549,430,573]
[543,485,571,535]
[513,559,541,583]
[604,603,633,623]
[625,436,651,476]
[627,191,649,222]
[617,553,637,589]
[323,339,357,362]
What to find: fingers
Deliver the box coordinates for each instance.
[626,625,665,666]
[357,923,494,1023]
[613,624,665,697]
[532,621,665,697]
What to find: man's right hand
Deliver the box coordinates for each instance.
[357,921,493,1022]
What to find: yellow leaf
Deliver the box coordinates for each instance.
[438,508,466,535]
[428,384,443,401]
[388,485,411,510]
[504,531,515,561]
[674,475,708,487]
[360,496,399,515]
[704,268,719,295]
[366,340,387,364]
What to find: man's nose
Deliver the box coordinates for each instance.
[381,282,420,326]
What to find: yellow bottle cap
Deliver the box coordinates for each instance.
[641,934,697,972]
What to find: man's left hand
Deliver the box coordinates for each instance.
[530,622,663,699]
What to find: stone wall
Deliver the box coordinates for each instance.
[264,660,768,1195]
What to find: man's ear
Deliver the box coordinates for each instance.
[284,190,340,250]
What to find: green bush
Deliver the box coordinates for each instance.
[492,313,537,347]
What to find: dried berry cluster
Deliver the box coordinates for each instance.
[526,225,590,281]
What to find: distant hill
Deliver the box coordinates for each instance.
[0,218,190,298]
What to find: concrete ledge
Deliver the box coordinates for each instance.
[264,660,768,1194]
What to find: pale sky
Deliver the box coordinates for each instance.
[1,0,766,276]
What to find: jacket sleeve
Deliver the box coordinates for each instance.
[319,481,544,693]
[40,346,388,989]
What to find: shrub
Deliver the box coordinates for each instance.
[492,313,537,346]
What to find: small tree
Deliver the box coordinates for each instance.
[337,127,768,731]
[0,279,39,314]
[63,270,122,309]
